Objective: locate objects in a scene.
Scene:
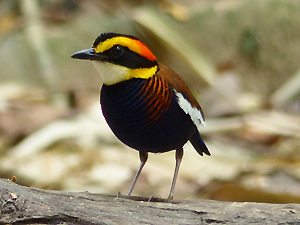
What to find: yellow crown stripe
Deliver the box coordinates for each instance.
[94,37,157,61]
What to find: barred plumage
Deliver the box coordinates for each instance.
[101,75,196,153]
[71,32,210,199]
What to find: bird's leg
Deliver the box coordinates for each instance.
[127,151,148,196]
[168,147,183,199]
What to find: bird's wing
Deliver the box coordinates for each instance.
[157,63,205,127]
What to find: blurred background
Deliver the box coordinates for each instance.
[0,0,300,202]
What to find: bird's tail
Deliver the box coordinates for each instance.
[190,130,210,156]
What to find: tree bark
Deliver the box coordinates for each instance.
[0,178,300,224]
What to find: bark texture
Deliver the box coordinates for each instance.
[0,178,300,224]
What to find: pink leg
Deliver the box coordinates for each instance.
[168,147,183,199]
[127,151,148,196]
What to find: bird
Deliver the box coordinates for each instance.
[71,32,210,199]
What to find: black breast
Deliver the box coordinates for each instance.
[100,76,196,153]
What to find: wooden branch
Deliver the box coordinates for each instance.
[0,178,300,224]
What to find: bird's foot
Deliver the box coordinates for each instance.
[115,191,122,199]
[148,195,163,202]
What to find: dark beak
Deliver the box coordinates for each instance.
[71,48,106,61]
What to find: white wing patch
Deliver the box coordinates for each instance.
[174,90,205,127]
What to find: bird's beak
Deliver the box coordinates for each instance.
[71,48,106,61]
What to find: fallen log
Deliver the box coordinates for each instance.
[0,178,299,224]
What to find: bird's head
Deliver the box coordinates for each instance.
[71,33,158,85]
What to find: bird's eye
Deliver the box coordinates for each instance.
[110,45,124,57]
